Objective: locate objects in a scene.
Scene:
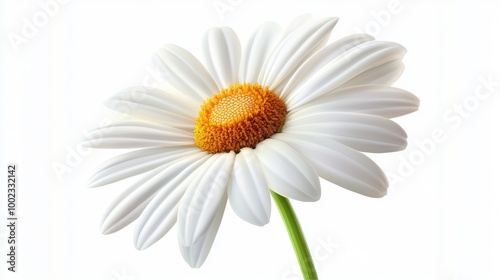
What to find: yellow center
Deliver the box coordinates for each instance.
[194,83,287,153]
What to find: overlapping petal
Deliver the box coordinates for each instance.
[260,17,339,92]
[133,154,210,250]
[81,120,194,148]
[283,112,407,153]
[202,27,241,89]
[285,40,407,110]
[254,139,320,201]
[100,152,208,234]
[339,59,404,88]
[88,146,199,188]
[288,85,420,118]
[179,198,227,268]
[281,34,374,99]
[228,148,271,226]
[152,44,218,102]
[178,152,235,246]
[105,86,199,127]
[281,14,314,38]
[273,133,388,198]
[240,22,281,84]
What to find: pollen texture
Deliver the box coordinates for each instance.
[194,83,287,153]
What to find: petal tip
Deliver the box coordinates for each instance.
[87,180,99,188]
[79,140,92,148]
[134,239,148,251]
[373,188,388,198]
[102,98,116,110]
[298,189,321,202]
[133,224,153,251]
[100,224,114,235]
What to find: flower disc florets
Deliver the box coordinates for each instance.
[194,83,287,153]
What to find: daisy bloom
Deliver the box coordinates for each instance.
[84,15,419,278]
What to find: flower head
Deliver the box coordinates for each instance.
[84,15,419,267]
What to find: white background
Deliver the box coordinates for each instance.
[1,0,500,279]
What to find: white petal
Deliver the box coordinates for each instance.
[81,121,194,149]
[273,133,388,198]
[228,148,271,226]
[289,85,420,118]
[179,197,226,268]
[286,41,407,110]
[260,17,339,92]
[283,112,407,153]
[240,22,281,84]
[202,27,241,89]
[152,44,218,101]
[254,139,320,201]
[104,86,198,129]
[339,60,405,88]
[133,154,210,250]
[100,152,207,234]
[88,147,199,188]
[178,152,235,246]
[282,14,314,38]
[281,34,374,100]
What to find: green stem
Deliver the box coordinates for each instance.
[271,190,318,280]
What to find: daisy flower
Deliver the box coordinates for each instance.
[84,15,419,277]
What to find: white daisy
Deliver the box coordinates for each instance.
[84,16,419,268]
